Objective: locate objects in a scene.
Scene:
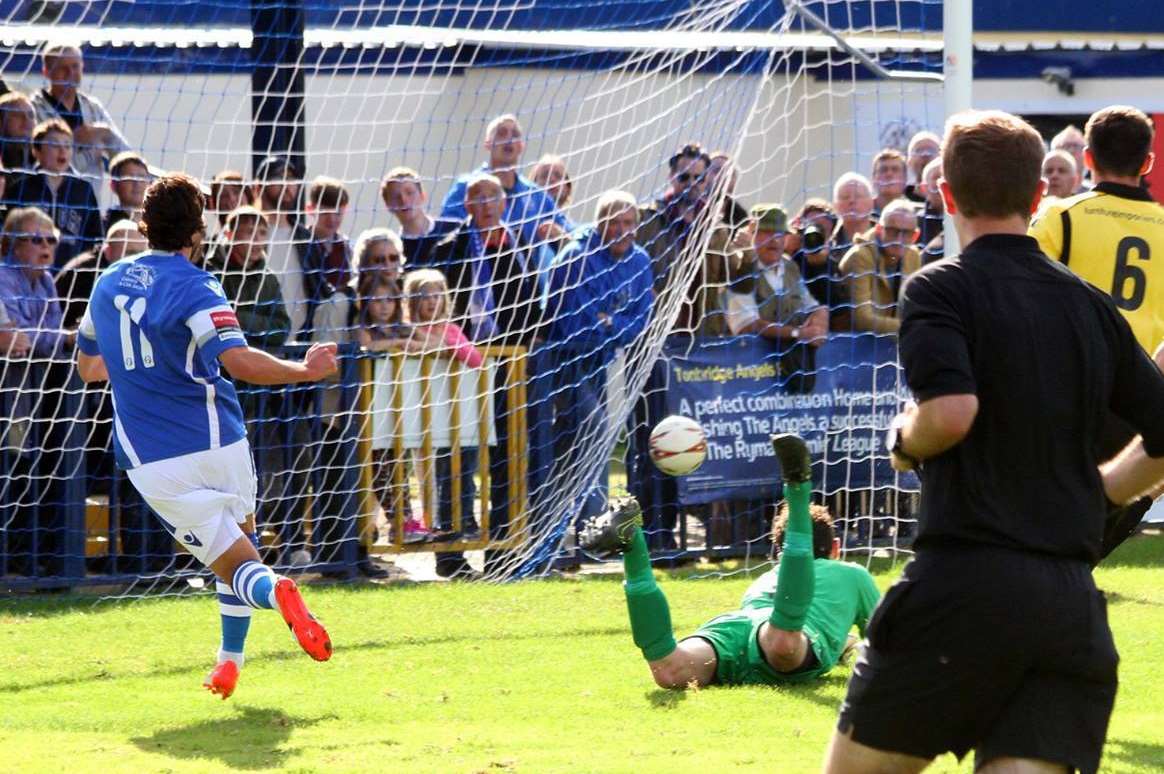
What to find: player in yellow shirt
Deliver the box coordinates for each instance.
[1031,105,1164,556]
[1031,105,1164,360]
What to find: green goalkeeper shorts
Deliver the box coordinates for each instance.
[687,607,830,686]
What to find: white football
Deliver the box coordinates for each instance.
[649,415,708,476]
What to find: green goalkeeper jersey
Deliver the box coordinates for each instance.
[743,559,881,669]
[690,559,881,685]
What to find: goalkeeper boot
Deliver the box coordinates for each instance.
[579,496,643,555]
[770,433,812,484]
[273,577,333,662]
[203,660,240,700]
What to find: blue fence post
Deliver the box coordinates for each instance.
[59,369,88,582]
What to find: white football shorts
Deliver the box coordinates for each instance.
[126,438,258,566]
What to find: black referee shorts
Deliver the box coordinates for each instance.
[837,545,1118,773]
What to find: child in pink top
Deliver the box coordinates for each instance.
[402,269,483,367]
[403,269,482,540]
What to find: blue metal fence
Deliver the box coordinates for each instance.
[2,334,911,590]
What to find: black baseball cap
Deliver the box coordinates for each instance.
[254,154,303,183]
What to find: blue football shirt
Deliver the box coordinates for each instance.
[77,251,249,468]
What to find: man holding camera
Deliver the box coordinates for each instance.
[785,198,850,317]
[637,142,744,335]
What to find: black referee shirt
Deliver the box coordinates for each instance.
[899,233,1164,563]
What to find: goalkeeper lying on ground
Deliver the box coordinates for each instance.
[584,434,880,689]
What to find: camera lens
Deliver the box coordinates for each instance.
[802,224,826,252]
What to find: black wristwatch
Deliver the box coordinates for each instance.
[886,423,921,469]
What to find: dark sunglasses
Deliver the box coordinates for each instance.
[16,233,59,246]
[676,172,699,184]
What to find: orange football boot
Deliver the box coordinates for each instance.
[273,577,332,661]
[203,659,240,700]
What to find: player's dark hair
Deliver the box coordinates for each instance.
[942,110,1045,219]
[308,176,350,210]
[872,148,907,173]
[358,272,403,326]
[140,173,205,252]
[380,166,424,204]
[31,117,71,147]
[1085,106,1154,179]
[668,142,711,173]
[109,151,148,179]
[771,502,835,560]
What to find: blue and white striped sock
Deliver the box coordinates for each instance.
[231,560,277,610]
[216,580,252,666]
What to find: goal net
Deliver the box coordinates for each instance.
[0,1,943,592]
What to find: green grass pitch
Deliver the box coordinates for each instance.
[3,538,1163,773]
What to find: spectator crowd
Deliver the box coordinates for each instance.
[0,43,1105,579]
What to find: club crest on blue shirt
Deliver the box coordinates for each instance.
[120,263,156,291]
[205,278,226,298]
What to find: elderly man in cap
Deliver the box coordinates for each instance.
[838,199,922,335]
[726,204,828,390]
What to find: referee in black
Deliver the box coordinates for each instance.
[824,110,1164,774]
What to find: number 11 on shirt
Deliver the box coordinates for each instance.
[113,294,154,370]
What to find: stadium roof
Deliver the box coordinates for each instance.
[3,3,1164,79]
[5,1,1164,36]
[4,25,1163,57]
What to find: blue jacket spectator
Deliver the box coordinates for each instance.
[431,174,551,347]
[545,191,651,527]
[548,205,652,360]
[439,114,569,248]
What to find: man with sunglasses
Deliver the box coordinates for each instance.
[838,199,921,335]
[637,142,712,291]
[637,141,743,336]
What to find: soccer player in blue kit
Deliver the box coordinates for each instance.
[75,174,335,699]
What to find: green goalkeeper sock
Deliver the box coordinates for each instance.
[623,526,677,662]
[770,480,815,631]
